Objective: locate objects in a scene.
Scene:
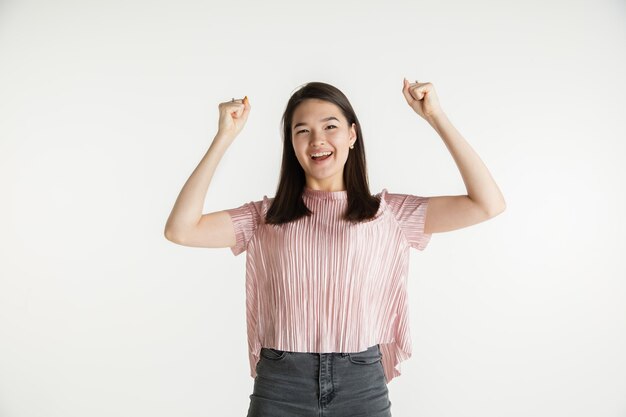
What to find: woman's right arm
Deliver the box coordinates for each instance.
[164,96,250,248]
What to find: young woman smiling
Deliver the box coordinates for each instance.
[164,79,506,417]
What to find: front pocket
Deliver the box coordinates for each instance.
[347,345,382,365]
[260,347,288,361]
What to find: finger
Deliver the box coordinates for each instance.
[412,86,424,100]
[223,98,244,107]
[405,81,422,101]
[226,102,246,112]
[402,78,416,104]
[234,100,249,118]
[220,101,242,110]
[411,84,428,100]
[231,107,243,119]
[241,96,251,117]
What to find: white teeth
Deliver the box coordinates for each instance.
[311,151,332,158]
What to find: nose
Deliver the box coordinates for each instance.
[309,130,326,147]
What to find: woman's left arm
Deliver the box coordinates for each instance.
[402,78,506,234]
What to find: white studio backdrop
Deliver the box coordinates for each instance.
[1,0,625,416]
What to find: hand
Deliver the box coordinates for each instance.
[217,96,251,139]
[402,78,443,121]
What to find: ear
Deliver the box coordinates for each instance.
[350,123,357,146]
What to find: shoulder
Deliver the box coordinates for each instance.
[259,195,275,220]
[380,188,427,202]
[379,188,429,219]
[378,188,431,250]
[226,194,273,224]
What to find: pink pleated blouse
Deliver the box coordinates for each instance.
[225,186,431,384]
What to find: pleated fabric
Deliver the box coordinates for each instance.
[225,186,431,384]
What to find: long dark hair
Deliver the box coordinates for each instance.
[265,81,381,225]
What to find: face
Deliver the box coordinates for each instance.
[291,99,357,191]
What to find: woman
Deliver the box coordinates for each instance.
[164,79,506,416]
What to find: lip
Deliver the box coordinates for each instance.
[309,150,334,158]
[310,151,333,164]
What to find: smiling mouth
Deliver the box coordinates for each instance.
[310,152,333,161]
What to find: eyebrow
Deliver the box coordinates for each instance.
[293,116,340,129]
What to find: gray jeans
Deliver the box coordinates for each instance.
[246,344,392,417]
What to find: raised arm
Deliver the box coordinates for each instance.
[402,79,506,234]
[164,96,251,247]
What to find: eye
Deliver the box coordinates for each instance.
[295,125,336,135]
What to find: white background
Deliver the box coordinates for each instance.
[1,0,625,416]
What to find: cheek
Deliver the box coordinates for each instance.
[294,147,309,164]
[332,151,347,167]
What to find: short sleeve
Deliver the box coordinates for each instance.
[383,190,432,251]
[225,201,262,256]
